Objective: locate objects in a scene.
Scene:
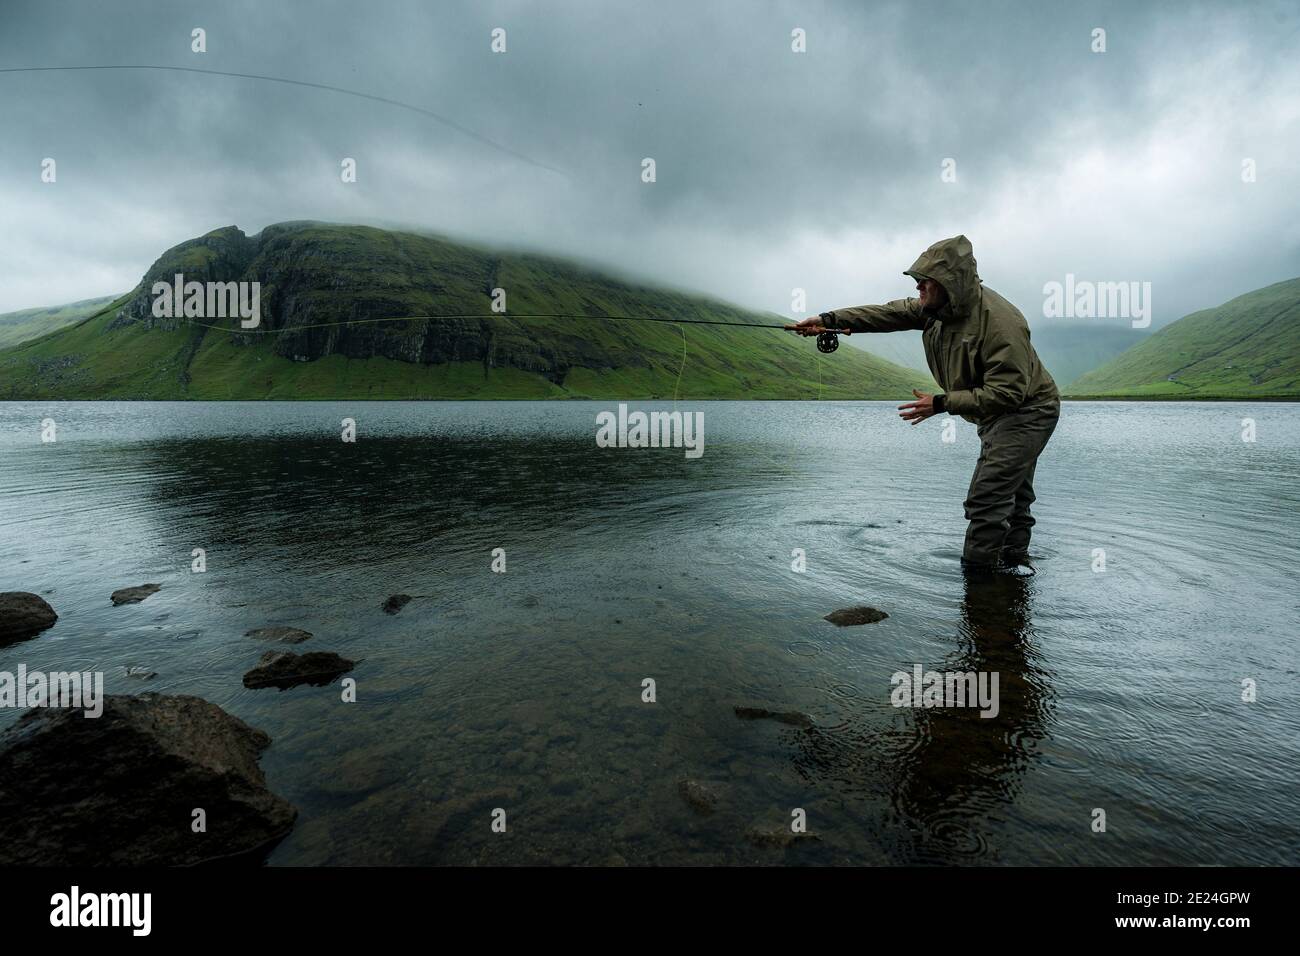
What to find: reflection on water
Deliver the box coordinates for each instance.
[1,401,1297,865]
[891,574,1052,863]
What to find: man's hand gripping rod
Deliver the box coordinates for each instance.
[784,323,853,353]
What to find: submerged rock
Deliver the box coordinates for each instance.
[382,594,413,615]
[745,825,822,849]
[245,626,313,644]
[111,583,161,606]
[124,666,157,680]
[0,592,58,645]
[678,778,720,815]
[0,693,297,865]
[243,651,355,690]
[823,606,888,626]
[312,743,411,798]
[733,706,815,731]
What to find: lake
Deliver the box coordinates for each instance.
[1,400,1297,865]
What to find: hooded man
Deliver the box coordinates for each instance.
[788,235,1060,574]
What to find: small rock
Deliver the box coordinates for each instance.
[245,626,313,644]
[0,592,58,645]
[111,584,161,606]
[382,594,412,614]
[823,606,888,626]
[733,706,815,731]
[745,826,822,849]
[242,651,355,690]
[124,666,157,680]
[678,778,720,815]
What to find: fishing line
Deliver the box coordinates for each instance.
[0,64,564,176]
[184,310,850,364]
[174,310,850,401]
[673,325,687,409]
[154,310,851,402]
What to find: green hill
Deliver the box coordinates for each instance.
[0,222,932,401]
[0,295,121,349]
[1066,277,1300,399]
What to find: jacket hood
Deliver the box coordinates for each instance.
[905,235,980,318]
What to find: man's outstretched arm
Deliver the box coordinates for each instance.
[787,298,926,334]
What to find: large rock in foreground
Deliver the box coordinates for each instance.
[0,592,58,645]
[0,694,297,865]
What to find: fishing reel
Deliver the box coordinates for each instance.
[816,330,844,353]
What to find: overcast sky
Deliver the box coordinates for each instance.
[1,0,1296,327]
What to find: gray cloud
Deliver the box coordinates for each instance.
[1,0,1296,328]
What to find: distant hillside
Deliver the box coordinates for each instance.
[1029,323,1150,389]
[1067,277,1300,398]
[0,295,120,348]
[0,222,933,400]
[849,321,1148,389]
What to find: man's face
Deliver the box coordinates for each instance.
[916,277,948,312]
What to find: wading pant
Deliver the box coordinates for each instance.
[963,401,1060,565]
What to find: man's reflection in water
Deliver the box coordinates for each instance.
[789,571,1053,863]
[887,571,1054,862]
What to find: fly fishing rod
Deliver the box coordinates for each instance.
[192,311,856,352]
[394,313,856,353]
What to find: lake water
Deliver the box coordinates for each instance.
[1,400,1297,865]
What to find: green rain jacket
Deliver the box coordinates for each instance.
[822,235,1059,425]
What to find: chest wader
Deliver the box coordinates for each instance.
[962,401,1060,567]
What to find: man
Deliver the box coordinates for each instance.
[789,235,1060,574]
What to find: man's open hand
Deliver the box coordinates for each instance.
[898,389,938,424]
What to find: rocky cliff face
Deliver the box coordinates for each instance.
[109,221,638,383]
[110,225,258,332]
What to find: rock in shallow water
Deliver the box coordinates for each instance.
[0,592,58,645]
[110,583,161,606]
[678,778,720,815]
[823,606,888,626]
[245,626,313,644]
[243,650,355,690]
[745,825,822,849]
[0,693,296,865]
[382,594,412,614]
[733,706,815,731]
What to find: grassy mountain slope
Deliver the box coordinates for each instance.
[1067,277,1300,398]
[0,295,121,348]
[0,223,932,400]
